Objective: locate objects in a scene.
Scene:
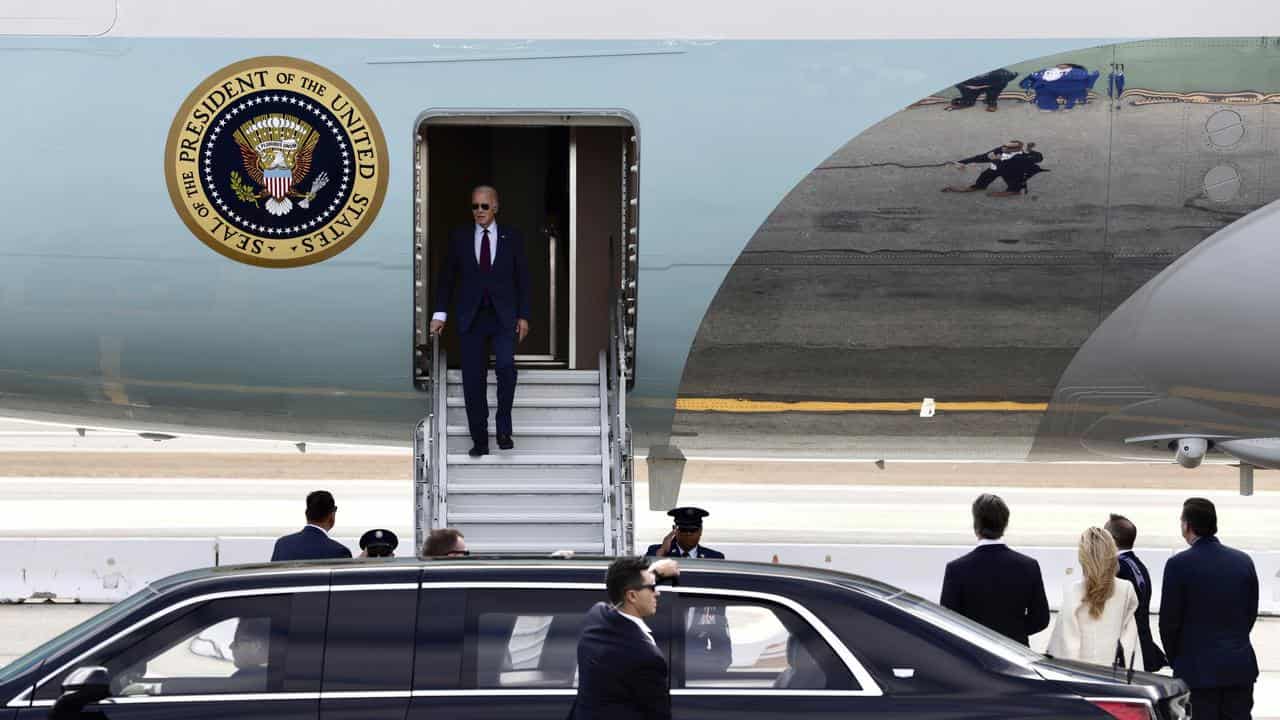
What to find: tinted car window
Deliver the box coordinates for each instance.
[0,588,157,687]
[463,589,603,689]
[35,593,312,700]
[674,595,856,691]
[323,589,418,691]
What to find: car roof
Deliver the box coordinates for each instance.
[147,555,905,598]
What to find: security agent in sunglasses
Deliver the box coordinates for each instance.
[429,185,532,459]
[570,557,679,720]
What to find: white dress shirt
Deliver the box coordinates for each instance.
[304,523,331,537]
[619,609,657,645]
[432,223,497,323]
[975,538,1006,548]
[1047,578,1142,668]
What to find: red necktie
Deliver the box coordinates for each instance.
[480,228,492,272]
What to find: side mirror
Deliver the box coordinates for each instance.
[48,666,110,720]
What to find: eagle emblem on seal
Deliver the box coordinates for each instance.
[230,113,330,216]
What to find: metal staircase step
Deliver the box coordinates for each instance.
[445,406,601,426]
[449,512,602,524]
[458,541,605,554]
[448,493,603,516]
[446,369,599,384]
[446,453,602,465]
[446,397,599,407]
[446,383,599,400]
[450,522,607,554]
[446,434,600,454]
[445,483,602,495]
[447,464,600,483]
[445,424,601,436]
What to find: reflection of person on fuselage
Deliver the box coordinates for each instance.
[945,68,1019,112]
[942,140,1046,197]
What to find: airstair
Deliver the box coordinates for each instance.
[414,304,634,556]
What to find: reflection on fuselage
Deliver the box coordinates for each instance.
[679,38,1280,461]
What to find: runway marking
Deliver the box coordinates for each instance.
[675,398,1048,413]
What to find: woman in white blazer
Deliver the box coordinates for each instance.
[1047,527,1143,669]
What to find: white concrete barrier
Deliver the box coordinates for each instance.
[0,538,215,603]
[0,538,1274,615]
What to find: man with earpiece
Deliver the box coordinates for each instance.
[569,556,679,720]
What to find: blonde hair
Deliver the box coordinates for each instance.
[1078,527,1118,619]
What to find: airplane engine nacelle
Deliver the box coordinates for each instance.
[1175,438,1208,468]
[1216,438,1280,470]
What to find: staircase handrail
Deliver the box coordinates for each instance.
[607,233,633,554]
[429,331,445,536]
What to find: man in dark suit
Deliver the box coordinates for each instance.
[570,556,679,720]
[270,490,352,561]
[942,140,1047,196]
[644,507,725,559]
[1160,497,1259,720]
[1105,513,1167,672]
[940,493,1050,645]
[430,185,532,457]
[945,68,1018,112]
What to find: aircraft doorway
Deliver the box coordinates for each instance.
[413,113,636,387]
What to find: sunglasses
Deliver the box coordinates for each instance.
[471,203,492,210]
[629,583,658,593]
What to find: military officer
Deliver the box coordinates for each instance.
[646,507,730,677]
[358,528,399,558]
[645,507,725,559]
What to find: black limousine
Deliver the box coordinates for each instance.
[0,558,1188,720]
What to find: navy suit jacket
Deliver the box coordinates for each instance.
[569,602,670,720]
[1159,536,1259,689]
[433,224,531,334]
[270,525,352,562]
[940,544,1051,646]
[1116,550,1167,672]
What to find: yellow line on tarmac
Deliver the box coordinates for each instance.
[675,398,1048,413]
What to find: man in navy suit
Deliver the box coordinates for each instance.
[1105,513,1167,672]
[430,186,532,457]
[1160,497,1258,720]
[570,556,679,720]
[940,493,1050,646]
[270,490,352,561]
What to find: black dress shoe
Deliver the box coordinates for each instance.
[497,434,514,450]
[468,445,489,458]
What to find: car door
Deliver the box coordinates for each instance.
[406,584,670,720]
[319,571,420,720]
[15,589,327,720]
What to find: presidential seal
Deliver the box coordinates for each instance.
[165,57,388,267]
